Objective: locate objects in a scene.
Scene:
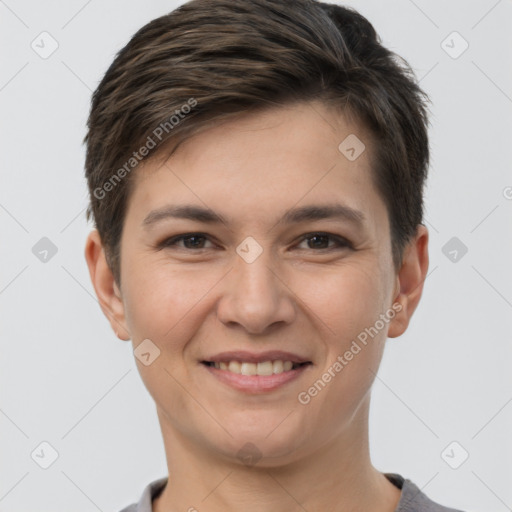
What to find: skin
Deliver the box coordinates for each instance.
[85,100,429,512]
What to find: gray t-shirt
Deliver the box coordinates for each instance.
[119,473,465,511]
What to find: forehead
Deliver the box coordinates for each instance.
[126,101,387,233]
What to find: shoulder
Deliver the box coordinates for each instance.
[119,506,137,512]
[386,473,466,512]
[118,477,168,512]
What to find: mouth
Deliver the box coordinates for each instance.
[201,360,311,375]
[200,351,313,393]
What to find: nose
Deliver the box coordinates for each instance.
[216,245,296,335]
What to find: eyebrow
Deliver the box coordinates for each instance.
[142,203,366,230]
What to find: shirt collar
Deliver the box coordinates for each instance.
[127,473,459,512]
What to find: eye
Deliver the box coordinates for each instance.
[157,232,353,252]
[295,232,353,251]
[158,233,215,250]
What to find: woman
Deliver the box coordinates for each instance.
[84,1,465,510]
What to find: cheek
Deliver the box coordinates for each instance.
[121,259,222,351]
[299,261,388,341]
[295,263,389,412]
[120,263,215,408]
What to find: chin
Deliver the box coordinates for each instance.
[208,414,313,468]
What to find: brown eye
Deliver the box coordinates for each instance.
[296,232,352,251]
[157,232,352,252]
[159,233,214,250]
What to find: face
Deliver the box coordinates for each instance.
[87,100,428,468]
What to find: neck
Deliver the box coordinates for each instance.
[152,396,401,512]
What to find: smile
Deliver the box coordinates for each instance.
[200,353,312,393]
[202,360,310,375]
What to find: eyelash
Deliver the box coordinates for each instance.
[157,232,353,252]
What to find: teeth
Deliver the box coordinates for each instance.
[241,362,257,375]
[257,361,274,376]
[273,360,284,374]
[228,361,241,373]
[211,360,301,375]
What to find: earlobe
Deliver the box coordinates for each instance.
[84,230,131,341]
[387,225,429,339]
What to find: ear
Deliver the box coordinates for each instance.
[387,224,429,338]
[84,229,131,341]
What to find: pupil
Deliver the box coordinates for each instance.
[310,235,327,249]
[185,235,204,248]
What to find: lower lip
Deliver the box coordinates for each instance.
[202,363,311,393]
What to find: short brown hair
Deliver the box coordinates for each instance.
[84,0,431,286]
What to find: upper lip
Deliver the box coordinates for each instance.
[202,350,311,364]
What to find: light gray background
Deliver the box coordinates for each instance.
[1,0,511,511]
